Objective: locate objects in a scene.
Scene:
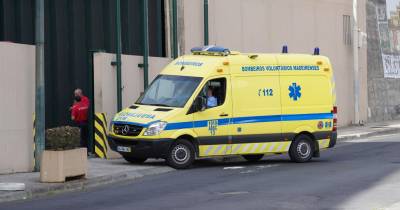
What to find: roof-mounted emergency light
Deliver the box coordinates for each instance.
[282,45,288,54]
[314,47,320,55]
[191,45,230,56]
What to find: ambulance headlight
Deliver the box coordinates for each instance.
[143,121,167,136]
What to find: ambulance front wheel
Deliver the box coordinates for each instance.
[166,139,195,169]
[289,134,314,163]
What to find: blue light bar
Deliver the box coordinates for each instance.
[282,45,288,54]
[314,47,320,55]
[191,45,230,56]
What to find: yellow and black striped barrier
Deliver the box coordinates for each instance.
[94,113,108,158]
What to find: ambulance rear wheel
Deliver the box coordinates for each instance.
[242,154,264,162]
[122,156,147,164]
[166,139,195,169]
[289,134,313,163]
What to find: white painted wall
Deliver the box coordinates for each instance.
[180,0,368,126]
[0,42,35,174]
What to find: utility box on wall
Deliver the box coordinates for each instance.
[0,42,35,174]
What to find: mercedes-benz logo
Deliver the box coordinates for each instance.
[121,125,130,135]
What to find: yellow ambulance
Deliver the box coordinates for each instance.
[108,46,337,169]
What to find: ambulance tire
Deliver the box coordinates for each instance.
[166,139,195,169]
[122,156,147,164]
[242,154,264,162]
[289,134,314,163]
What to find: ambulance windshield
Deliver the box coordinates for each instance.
[136,75,202,108]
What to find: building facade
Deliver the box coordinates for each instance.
[367,0,400,122]
[178,0,368,126]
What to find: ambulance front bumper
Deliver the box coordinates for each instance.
[107,136,174,159]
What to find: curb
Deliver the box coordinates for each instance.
[0,167,173,203]
[337,127,400,141]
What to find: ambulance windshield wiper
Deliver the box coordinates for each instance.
[146,103,170,107]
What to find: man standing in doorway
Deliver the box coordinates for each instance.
[71,88,90,153]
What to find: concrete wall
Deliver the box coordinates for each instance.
[367,0,400,122]
[93,53,171,124]
[179,0,368,126]
[0,42,35,174]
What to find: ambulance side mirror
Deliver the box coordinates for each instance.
[194,96,207,112]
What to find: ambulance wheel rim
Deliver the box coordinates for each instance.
[172,144,189,163]
[297,142,311,158]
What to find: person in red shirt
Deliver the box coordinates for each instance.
[71,96,88,123]
[71,95,89,149]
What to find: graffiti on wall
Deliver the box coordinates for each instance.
[377,0,400,78]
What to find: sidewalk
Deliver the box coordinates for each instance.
[337,120,400,140]
[1,120,400,203]
[0,159,173,203]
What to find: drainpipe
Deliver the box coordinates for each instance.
[115,0,122,111]
[172,0,178,58]
[353,0,360,124]
[34,0,45,172]
[143,0,149,89]
[204,0,209,45]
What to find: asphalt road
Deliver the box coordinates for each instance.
[2,134,400,210]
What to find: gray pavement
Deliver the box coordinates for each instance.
[0,120,400,206]
[1,133,400,210]
[0,159,173,203]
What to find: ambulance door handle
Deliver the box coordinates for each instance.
[219,113,229,117]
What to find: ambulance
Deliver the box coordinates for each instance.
[107,45,337,169]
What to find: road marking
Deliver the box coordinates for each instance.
[256,164,280,169]
[223,166,245,170]
[240,170,255,174]
[218,191,249,195]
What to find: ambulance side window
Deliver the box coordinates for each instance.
[201,78,226,109]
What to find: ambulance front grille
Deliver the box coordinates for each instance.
[113,124,143,136]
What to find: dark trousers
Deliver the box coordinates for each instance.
[76,122,88,149]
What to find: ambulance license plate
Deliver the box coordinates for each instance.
[117,146,131,153]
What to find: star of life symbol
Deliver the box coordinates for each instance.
[289,83,302,101]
